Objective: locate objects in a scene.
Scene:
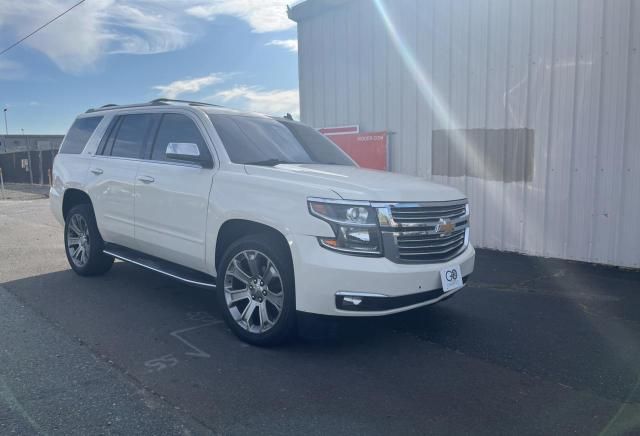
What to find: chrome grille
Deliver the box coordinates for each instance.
[390,203,467,225]
[376,200,470,264]
[395,229,467,262]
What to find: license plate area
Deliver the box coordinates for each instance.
[440,264,463,293]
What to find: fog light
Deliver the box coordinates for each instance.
[343,296,363,306]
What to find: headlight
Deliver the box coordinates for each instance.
[308,199,382,256]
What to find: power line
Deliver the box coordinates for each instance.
[0,0,87,57]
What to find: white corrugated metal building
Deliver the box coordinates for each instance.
[289,0,640,268]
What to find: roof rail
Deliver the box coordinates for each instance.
[150,98,220,107]
[86,102,156,113]
[85,99,221,113]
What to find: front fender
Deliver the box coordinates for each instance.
[205,168,338,275]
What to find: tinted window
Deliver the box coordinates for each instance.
[151,114,209,163]
[59,116,103,154]
[282,120,356,165]
[209,115,354,166]
[110,114,153,159]
[96,116,121,156]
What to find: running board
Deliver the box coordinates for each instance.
[103,244,216,289]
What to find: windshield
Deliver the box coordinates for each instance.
[209,114,355,166]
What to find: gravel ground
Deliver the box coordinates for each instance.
[0,183,50,200]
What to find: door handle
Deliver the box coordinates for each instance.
[90,168,103,175]
[137,175,155,184]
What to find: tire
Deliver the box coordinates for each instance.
[216,233,296,346]
[64,203,114,276]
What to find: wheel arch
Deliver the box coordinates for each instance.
[62,188,93,220]
[215,219,292,272]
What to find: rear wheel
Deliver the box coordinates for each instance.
[217,234,296,346]
[64,203,113,276]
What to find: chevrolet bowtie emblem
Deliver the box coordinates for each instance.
[435,218,455,236]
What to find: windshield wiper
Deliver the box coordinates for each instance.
[244,159,297,166]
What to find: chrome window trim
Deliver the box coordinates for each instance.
[92,154,207,169]
[138,158,204,169]
[92,155,141,164]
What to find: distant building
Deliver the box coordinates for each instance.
[289,0,640,268]
[0,134,64,184]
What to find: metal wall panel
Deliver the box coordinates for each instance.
[294,0,640,268]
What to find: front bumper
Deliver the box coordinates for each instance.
[335,274,470,311]
[291,234,475,316]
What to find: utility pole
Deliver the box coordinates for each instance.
[3,108,7,134]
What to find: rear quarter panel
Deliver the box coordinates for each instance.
[50,154,92,224]
[50,114,113,226]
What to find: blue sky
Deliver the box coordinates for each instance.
[0,0,300,134]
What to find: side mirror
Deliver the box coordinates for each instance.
[165,142,201,162]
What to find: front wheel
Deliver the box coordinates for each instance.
[64,203,114,276]
[217,234,296,346]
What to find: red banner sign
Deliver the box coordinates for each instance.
[327,131,388,170]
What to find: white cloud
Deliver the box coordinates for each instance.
[0,0,195,73]
[0,0,296,73]
[153,73,225,99]
[101,2,193,55]
[266,39,298,52]
[186,0,295,33]
[211,85,299,118]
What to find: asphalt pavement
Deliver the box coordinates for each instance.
[1,198,639,435]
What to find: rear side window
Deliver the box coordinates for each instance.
[110,114,154,159]
[59,116,103,154]
[151,113,209,163]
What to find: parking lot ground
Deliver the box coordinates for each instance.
[1,198,639,435]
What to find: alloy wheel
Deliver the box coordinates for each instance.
[223,250,284,334]
[67,213,90,267]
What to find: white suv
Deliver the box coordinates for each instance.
[50,99,475,345]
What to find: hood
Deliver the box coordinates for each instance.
[243,164,465,202]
